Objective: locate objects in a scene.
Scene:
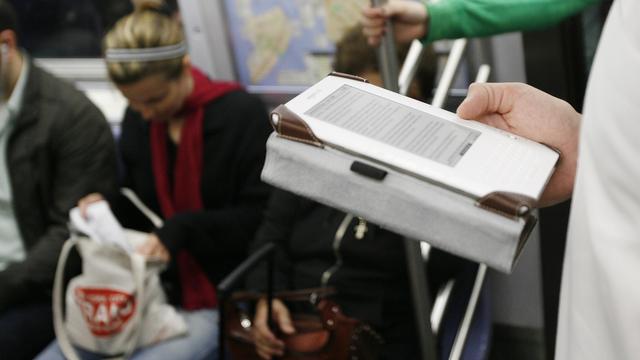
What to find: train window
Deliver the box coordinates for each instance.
[8,0,133,58]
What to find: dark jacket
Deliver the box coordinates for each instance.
[247,190,414,330]
[247,190,469,358]
[112,89,272,305]
[0,63,118,312]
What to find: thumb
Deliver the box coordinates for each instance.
[456,83,491,120]
[381,2,401,17]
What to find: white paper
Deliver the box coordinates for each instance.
[70,201,132,253]
[284,75,559,199]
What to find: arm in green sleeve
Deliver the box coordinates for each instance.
[424,0,600,43]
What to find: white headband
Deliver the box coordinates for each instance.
[104,42,187,62]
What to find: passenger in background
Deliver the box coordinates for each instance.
[0,1,117,359]
[332,25,436,102]
[361,0,597,45]
[37,3,272,360]
[246,26,466,360]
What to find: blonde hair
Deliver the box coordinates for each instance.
[103,4,184,85]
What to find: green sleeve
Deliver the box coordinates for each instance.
[424,0,599,43]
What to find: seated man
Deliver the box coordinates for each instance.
[0,1,117,358]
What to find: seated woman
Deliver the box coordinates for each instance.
[37,4,271,360]
[245,27,467,360]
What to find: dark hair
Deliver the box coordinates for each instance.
[0,0,18,33]
[333,25,437,101]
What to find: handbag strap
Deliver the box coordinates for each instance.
[320,213,354,287]
[53,235,147,360]
[53,236,81,360]
[124,252,146,359]
[120,188,164,228]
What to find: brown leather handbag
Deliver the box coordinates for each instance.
[225,288,384,360]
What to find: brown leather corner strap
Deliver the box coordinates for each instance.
[328,71,369,83]
[270,105,324,148]
[476,191,537,219]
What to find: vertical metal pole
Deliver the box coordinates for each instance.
[448,264,488,360]
[398,39,472,360]
[371,0,400,92]
[431,39,467,108]
[448,65,491,360]
[267,250,274,331]
[404,240,438,360]
[399,40,425,96]
[370,1,434,359]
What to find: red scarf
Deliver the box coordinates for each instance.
[150,67,241,310]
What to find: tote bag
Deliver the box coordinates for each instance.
[53,189,188,360]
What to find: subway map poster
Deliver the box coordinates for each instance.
[223,0,367,87]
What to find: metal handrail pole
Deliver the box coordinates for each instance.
[432,39,467,108]
[448,64,491,360]
[371,1,434,359]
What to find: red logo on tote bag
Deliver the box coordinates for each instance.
[74,288,136,336]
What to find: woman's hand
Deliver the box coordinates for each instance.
[137,233,170,262]
[253,298,296,359]
[362,0,429,46]
[78,193,105,218]
[457,82,581,206]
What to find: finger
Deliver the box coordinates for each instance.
[151,248,169,262]
[136,238,156,256]
[255,338,284,358]
[256,341,283,360]
[369,38,381,46]
[457,83,509,120]
[144,245,168,261]
[156,248,170,262]
[254,308,284,347]
[362,27,385,46]
[78,193,104,218]
[362,25,386,38]
[279,317,295,335]
[150,246,163,258]
[256,339,284,358]
[136,243,152,256]
[382,1,402,17]
[361,17,386,30]
[274,302,296,335]
[147,239,165,256]
[256,346,271,360]
[254,322,285,349]
[362,6,385,20]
